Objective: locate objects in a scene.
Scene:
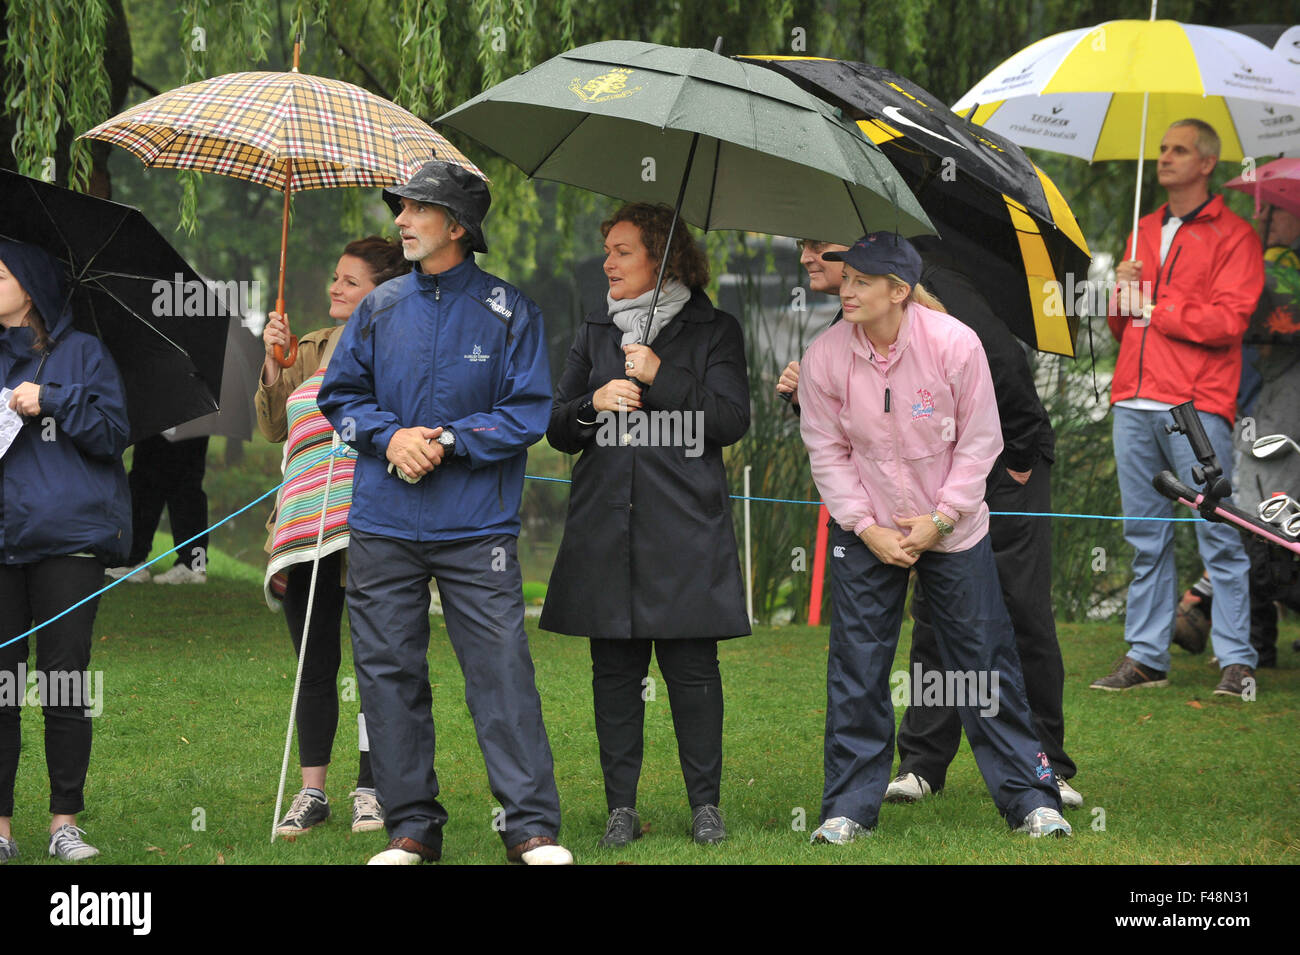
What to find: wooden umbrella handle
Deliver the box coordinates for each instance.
[272,157,298,367]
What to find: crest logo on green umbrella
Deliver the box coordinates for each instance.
[570,68,643,103]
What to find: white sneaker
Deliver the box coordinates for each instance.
[520,843,573,865]
[1058,778,1083,809]
[105,563,150,583]
[810,816,870,844]
[367,847,424,865]
[1015,806,1072,838]
[152,563,206,585]
[49,824,100,861]
[884,772,932,803]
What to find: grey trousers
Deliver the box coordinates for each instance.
[346,529,561,851]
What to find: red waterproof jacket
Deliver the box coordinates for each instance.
[1108,194,1264,423]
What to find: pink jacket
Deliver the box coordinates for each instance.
[799,303,1002,553]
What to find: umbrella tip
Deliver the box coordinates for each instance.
[712,36,723,54]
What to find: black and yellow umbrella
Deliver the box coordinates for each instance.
[743,56,1091,357]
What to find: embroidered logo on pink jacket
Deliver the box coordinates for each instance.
[911,387,935,420]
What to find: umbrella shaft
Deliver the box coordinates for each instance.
[640,132,702,345]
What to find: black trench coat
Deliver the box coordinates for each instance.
[540,288,752,641]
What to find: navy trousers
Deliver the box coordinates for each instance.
[346,529,561,852]
[822,530,1061,830]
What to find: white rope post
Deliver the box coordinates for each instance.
[744,464,753,624]
[270,431,341,842]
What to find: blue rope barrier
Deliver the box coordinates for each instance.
[0,470,1206,649]
[0,479,288,650]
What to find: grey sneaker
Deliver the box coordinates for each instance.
[1015,807,1072,838]
[49,824,100,861]
[811,816,870,844]
[0,834,18,862]
[275,789,330,837]
[884,772,933,803]
[691,804,726,845]
[598,807,642,848]
[1058,778,1083,809]
[349,789,385,833]
[1213,664,1256,699]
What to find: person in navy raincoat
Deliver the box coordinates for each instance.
[0,239,130,863]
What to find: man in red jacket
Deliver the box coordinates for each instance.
[1093,120,1264,698]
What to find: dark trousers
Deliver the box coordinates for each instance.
[897,463,1075,789]
[346,530,561,851]
[0,557,103,816]
[126,435,209,568]
[589,637,723,812]
[824,531,1060,829]
[282,552,371,786]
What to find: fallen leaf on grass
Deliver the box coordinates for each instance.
[215,852,226,865]
[146,846,164,854]
[180,736,190,744]
[1187,700,1203,709]
[1137,713,1152,724]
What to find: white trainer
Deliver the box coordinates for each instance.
[1058,778,1083,809]
[152,564,207,585]
[810,816,870,844]
[105,563,150,583]
[884,772,932,803]
[1015,806,1072,838]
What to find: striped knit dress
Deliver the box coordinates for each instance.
[263,368,356,608]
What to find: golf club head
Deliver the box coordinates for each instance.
[1252,434,1299,458]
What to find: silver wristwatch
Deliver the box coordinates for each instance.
[930,510,955,537]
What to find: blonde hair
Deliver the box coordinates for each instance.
[887,274,946,313]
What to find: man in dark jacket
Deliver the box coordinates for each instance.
[778,233,1079,808]
[1095,120,1263,698]
[318,161,569,866]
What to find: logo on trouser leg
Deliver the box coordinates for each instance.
[1035,751,1054,783]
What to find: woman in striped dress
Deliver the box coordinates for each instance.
[256,236,406,838]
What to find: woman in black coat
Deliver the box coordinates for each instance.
[541,203,750,847]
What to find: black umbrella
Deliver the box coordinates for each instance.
[1,168,227,443]
[742,57,1093,357]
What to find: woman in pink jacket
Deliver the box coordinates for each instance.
[797,232,1068,843]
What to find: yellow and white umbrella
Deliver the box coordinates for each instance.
[952,8,1300,255]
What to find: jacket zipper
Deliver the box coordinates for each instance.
[1133,235,1184,399]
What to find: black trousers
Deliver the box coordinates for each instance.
[0,556,104,816]
[126,435,210,568]
[281,552,371,786]
[589,637,723,812]
[896,462,1076,790]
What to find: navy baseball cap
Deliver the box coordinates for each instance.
[823,232,923,286]
[383,160,491,254]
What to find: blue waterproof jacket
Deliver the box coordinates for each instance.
[318,255,550,541]
[0,298,131,566]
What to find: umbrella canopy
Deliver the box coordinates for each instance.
[0,168,226,444]
[437,40,934,245]
[1228,23,1300,65]
[952,19,1300,162]
[81,51,485,367]
[164,314,265,442]
[743,56,1091,357]
[80,69,484,191]
[1226,157,1300,219]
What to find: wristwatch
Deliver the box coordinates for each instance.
[437,429,456,451]
[930,510,955,537]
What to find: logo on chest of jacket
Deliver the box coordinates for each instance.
[911,388,935,420]
[463,344,491,363]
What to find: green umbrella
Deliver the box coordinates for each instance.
[439,41,933,337]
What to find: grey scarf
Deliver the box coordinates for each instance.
[608,279,691,346]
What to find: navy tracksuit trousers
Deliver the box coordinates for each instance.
[822,528,1061,830]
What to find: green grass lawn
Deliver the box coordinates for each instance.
[7,558,1299,866]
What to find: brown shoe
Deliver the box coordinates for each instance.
[1172,591,1210,654]
[506,835,573,865]
[367,836,440,865]
[1089,656,1169,691]
[1213,664,1256,699]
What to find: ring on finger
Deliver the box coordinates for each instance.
[625,359,635,370]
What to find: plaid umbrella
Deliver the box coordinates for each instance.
[81,43,484,365]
